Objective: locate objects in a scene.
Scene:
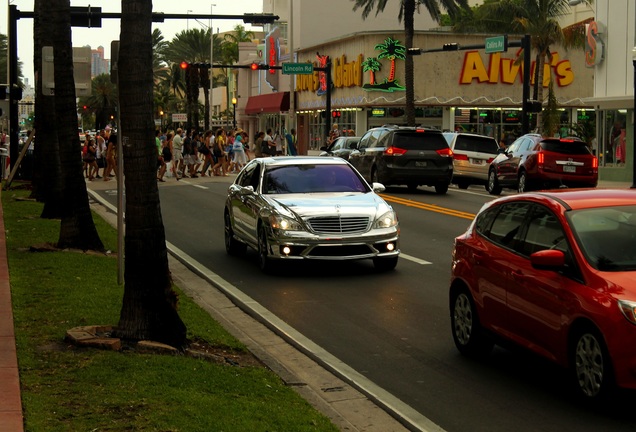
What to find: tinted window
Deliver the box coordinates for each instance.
[263,164,369,194]
[520,205,568,257]
[540,140,591,155]
[486,202,531,249]
[391,132,448,150]
[454,135,498,154]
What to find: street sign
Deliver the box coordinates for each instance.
[172,113,187,122]
[485,35,508,54]
[282,63,314,75]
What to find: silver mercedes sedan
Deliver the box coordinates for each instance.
[224,156,400,273]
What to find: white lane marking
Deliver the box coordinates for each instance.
[178,180,208,189]
[401,253,432,265]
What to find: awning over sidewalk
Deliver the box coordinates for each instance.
[245,92,289,115]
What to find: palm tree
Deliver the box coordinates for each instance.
[461,0,592,132]
[32,0,63,214]
[375,37,406,82]
[352,0,470,126]
[114,0,186,348]
[362,57,382,85]
[83,74,118,130]
[49,0,104,250]
[164,29,213,130]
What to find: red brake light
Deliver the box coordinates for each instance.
[538,152,544,166]
[436,147,453,157]
[592,156,598,169]
[453,153,469,161]
[486,157,494,164]
[384,146,407,156]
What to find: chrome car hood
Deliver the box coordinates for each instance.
[266,193,390,219]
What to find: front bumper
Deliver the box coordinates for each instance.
[265,227,400,261]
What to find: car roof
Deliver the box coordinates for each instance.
[258,156,350,167]
[492,189,636,212]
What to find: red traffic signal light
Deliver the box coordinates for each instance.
[180,61,190,70]
[331,111,341,118]
[83,105,88,110]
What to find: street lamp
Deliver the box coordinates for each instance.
[231,97,237,129]
[186,10,192,30]
[159,110,164,130]
[210,4,216,130]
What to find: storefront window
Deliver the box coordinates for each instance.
[308,110,356,150]
[599,110,627,167]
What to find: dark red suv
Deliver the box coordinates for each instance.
[487,134,598,195]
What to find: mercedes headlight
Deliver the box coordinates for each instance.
[269,214,303,231]
[374,210,398,228]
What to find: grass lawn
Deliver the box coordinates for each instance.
[3,186,338,432]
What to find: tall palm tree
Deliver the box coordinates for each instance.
[164,29,213,130]
[462,0,592,132]
[352,0,470,126]
[83,74,118,130]
[31,0,63,212]
[114,0,186,348]
[49,0,103,250]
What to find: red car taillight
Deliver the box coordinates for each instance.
[384,146,407,156]
[592,156,598,169]
[437,147,453,157]
[453,153,468,161]
[538,152,544,168]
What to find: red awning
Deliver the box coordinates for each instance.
[245,92,289,115]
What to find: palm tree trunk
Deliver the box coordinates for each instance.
[32,0,64,218]
[114,0,186,348]
[50,0,104,250]
[404,0,416,126]
[535,54,546,133]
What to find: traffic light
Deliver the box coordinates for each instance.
[331,111,341,118]
[180,61,190,70]
[83,105,88,110]
[250,63,269,70]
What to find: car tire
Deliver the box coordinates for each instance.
[407,183,418,192]
[570,326,614,400]
[487,169,502,195]
[456,180,470,190]
[257,226,275,273]
[224,211,247,256]
[373,256,398,271]
[518,171,529,193]
[450,288,493,357]
[435,183,449,194]
[371,167,379,185]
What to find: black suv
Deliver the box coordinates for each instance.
[348,126,453,194]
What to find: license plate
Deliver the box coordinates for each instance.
[563,165,576,173]
[415,161,427,167]
[470,158,485,165]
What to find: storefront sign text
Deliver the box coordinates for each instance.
[460,51,574,87]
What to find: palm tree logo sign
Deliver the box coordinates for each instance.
[362,36,406,93]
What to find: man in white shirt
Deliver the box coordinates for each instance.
[172,128,184,174]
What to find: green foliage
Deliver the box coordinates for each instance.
[3,188,338,432]
[541,81,560,137]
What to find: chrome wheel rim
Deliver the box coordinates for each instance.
[488,171,496,192]
[518,173,526,193]
[574,333,604,398]
[453,293,473,346]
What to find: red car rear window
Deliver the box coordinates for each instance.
[540,140,592,155]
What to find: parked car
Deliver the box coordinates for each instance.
[486,134,598,195]
[450,189,636,400]
[319,136,360,160]
[443,132,499,189]
[224,156,400,273]
[348,125,453,194]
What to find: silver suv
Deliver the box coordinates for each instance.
[443,132,499,190]
[349,126,453,194]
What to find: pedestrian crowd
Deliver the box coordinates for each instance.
[83,125,300,183]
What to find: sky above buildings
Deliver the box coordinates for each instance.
[3,0,264,84]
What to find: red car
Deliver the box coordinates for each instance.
[450,189,636,400]
[487,134,598,194]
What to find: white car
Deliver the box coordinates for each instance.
[224,156,400,273]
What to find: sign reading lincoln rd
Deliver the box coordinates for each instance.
[282,62,314,75]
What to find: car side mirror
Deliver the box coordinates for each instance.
[320,146,328,151]
[372,182,385,193]
[239,185,255,196]
[349,143,358,149]
[497,148,506,154]
[530,249,565,270]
